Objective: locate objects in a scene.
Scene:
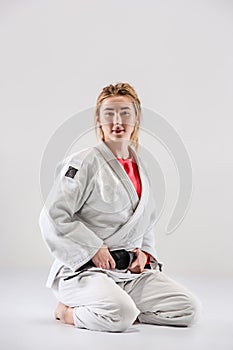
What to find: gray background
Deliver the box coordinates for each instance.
[1,0,232,277]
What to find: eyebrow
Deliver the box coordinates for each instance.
[103,107,131,111]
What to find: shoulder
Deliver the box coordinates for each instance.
[54,145,100,179]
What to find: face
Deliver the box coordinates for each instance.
[98,96,137,143]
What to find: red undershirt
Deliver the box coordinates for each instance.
[117,157,150,264]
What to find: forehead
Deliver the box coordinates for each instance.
[100,96,134,110]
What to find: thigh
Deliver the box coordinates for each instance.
[123,269,199,312]
[52,269,131,309]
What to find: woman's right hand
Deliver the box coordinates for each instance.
[91,244,116,269]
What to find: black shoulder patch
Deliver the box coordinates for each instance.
[65,166,78,178]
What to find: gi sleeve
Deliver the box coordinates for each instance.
[141,226,158,263]
[141,196,158,263]
[39,157,104,272]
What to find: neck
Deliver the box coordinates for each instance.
[104,140,131,159]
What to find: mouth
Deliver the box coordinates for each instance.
[112,128,125,134]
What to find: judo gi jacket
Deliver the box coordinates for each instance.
[39,140,158,288]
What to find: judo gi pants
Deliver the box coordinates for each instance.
[52,267,201,333]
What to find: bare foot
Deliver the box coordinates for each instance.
[54,302,66,320]
[54,302,75,325]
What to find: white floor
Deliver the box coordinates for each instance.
[1,268,233,350]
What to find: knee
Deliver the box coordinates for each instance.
[184,293,202,327]
[109,297,140,332]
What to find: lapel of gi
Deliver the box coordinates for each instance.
[94,141,149,239]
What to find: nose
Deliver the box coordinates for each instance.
[113,111,122,125]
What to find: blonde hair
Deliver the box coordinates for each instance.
[94,82,141,151]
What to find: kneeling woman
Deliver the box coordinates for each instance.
[39,82,201,332]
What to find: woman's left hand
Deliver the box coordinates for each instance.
[128,248,147,273]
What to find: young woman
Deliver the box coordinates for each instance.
[39,82,201,332]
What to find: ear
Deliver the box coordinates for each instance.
[96,117,101,128]
[133,121,139,131]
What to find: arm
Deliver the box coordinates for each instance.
[39,158,104,272]
[141,226,158,264]
[141,195,158,264]
[128,212,158,273]
[141,210,164,271]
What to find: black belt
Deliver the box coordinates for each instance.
[71,249,136,273]
[63,249,163,281]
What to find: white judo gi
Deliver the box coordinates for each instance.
[39,140,201,332]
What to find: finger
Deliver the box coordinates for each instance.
[97,259,107,268]
[102,259,109,269]
[96,261,102,268]
[109,257,116,269]
[128,265,138,273]
[103,260,110,269]
[130,260,138,269]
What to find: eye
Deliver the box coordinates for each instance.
[121,111,130,116]
[105,112,114,117]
